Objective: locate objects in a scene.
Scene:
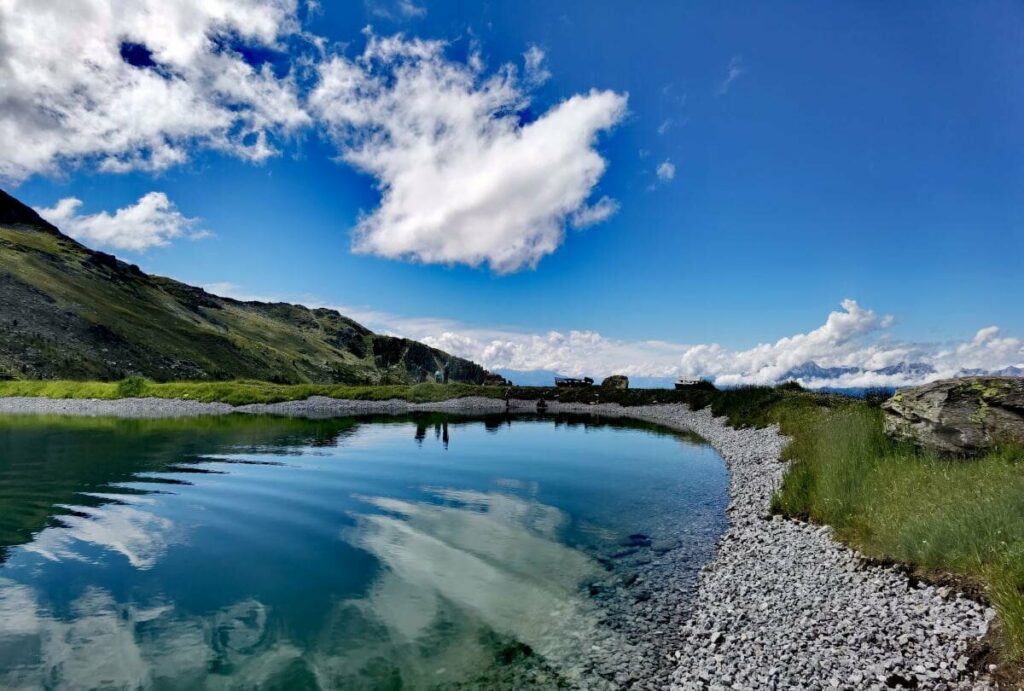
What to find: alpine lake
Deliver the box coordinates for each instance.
[0,411,728,689]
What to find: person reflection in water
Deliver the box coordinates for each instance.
[417,421,450,449]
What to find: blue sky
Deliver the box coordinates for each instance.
[3,1,1022,385]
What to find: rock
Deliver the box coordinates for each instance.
[600,374,629,390]
[882,377,1024,455]
[482,371,511,386]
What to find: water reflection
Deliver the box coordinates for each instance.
[24,495,177,569]
[0,580,305,690]
[0,415,362,563]
[414,421,450,448]
[0,413,726,688]
[335,489,640,686]
[0,490,627,688]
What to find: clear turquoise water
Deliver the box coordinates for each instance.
[0,413,727,689]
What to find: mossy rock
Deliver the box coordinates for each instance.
[882,376,1024,455]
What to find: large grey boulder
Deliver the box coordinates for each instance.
[600,374,629,390]
[882,376,1024,454]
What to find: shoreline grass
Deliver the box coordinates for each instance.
[770,403,1024,668]
[0,378,508,406]
[0,377,848,415]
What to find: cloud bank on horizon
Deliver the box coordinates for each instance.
[0,1,624,271]
[335,299,1024,388]
[203,281,1023,388]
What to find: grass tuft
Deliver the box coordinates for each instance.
[116,376,147,398]
[772,403,1024,662]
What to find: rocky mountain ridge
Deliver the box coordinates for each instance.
[0,189,487,384]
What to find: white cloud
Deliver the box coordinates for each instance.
[201,281,288,304]
[0,0,311,182]
[197,280,1024,387]
[423,328,692,380]
[309,32,627,273]
[677,299,894,385]
[656,160,676,182]
[2,12,626,270]
[366,0,426,20]
[523,45,551,85]
[716,55,745,96]
[571,195,619,228]
[36,192,207,251]
[329,298,1024,388]
[657,118,672,135]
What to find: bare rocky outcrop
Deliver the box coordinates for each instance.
[883,377,1024,455]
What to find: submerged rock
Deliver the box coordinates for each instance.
[882,376,1024,454]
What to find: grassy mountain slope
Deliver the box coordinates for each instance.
[0,189,486,384]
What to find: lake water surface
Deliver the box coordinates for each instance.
[0,413,727,689]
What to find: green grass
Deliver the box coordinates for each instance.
[771,403,1024,664]
[0,378,842,413]
[0,379,509,406]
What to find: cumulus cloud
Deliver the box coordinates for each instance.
[309,33,627,273]
[1,11,627,271]
[36,192,208,251]
[676,299,897,385]
[716,55,745,96]
[0,0,310,182]
[656,160,675,182]
[324,298,1024,388]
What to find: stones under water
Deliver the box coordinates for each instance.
[0,412,728,689]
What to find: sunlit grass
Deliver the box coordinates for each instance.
[0,379,507,406]
[772,404,1024,660]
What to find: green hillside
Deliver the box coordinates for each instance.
[0,189,486,385]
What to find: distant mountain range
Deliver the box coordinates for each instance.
[779,361,1022,385]
[960,366,1024,377]
[0,189,486,384]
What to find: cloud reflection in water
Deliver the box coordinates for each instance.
[326,488,640,686]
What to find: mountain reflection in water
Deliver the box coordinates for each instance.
[0,413,727,689]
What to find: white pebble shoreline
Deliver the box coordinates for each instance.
[0,395,996,688]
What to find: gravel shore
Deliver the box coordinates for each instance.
[550,401,995,691]
[0,395,995,688]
